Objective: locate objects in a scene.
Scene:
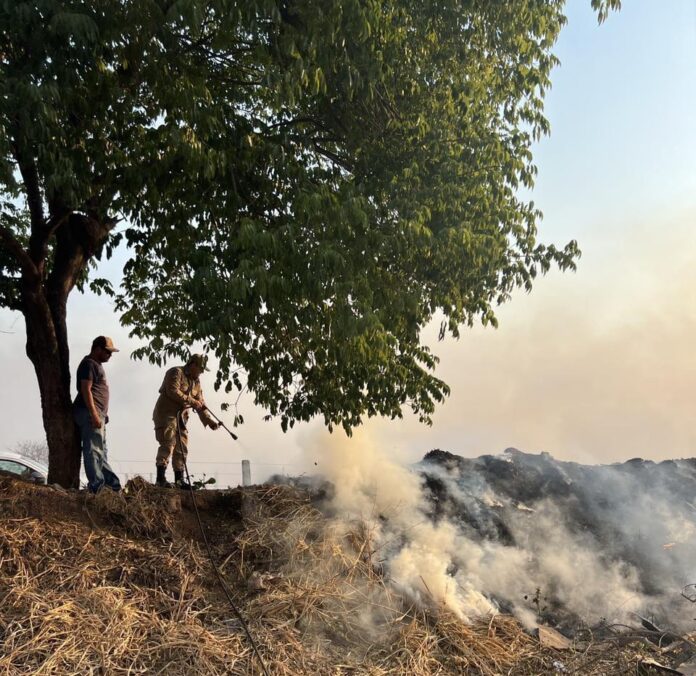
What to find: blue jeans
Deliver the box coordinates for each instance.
[73,407,121,493]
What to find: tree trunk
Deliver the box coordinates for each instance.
[5,197,113,488]
[21,276,80,488]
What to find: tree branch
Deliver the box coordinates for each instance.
[47,212,116,301]
[265,116,327,131]
[0,223,39,280]
[13,149,44,231]
[10,141,52,270]
[311,142,353,173]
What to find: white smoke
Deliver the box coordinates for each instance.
[301,429,696,632]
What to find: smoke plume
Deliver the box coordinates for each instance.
[301,429,696,633]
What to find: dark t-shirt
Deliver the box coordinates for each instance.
[73,356,109,415]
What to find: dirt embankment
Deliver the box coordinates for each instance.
[0,474,688,674]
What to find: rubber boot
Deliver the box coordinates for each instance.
[174,469,192,490]
[155,465,171,488]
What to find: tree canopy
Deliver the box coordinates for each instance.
[0,0,620,457]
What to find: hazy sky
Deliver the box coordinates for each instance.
[1,1,695,484]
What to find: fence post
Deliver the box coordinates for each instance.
[241,459,251,487]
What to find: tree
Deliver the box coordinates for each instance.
[8,440,49,465]
[0,0,619,487]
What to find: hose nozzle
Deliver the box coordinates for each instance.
[203,406,239,441]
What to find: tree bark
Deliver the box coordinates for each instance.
[21,276,81,488]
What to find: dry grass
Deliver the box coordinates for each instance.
[0,517,249,675]
[92,475,179,538]
[0,479,681,675]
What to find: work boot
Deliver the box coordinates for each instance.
[155,465,171,488]
[174,469,192,490]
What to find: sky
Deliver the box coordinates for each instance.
[1,0,695,485]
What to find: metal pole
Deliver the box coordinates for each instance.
[241,459,251,487]
[203,406,239,440]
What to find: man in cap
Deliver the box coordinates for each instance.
[153,353,219,488]
[73,336,122,493]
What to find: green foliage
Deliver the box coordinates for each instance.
[591,0,622,24]
[0,1,617,435]
[0,201,28,310]
[191,475,216,490]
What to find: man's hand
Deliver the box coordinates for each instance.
[209,422,220,431]
[192,399,205,412]
[90,412,101,429]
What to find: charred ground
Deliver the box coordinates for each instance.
[418,449,696,631]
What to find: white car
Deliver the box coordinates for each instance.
[0,451,49,484]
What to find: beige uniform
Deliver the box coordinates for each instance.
[153,366,216,471]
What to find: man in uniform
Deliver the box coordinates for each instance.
[153,353,219,488]
[73,335,122,493]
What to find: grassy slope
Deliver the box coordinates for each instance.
[0,475,668,674]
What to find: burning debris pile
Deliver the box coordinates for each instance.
[1,442,696,674]
[417,448,696,634]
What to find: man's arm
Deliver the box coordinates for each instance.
[80,379,102,429]
[197,408,218,429]
[193,395,218,429]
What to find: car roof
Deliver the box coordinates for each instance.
[0,451,49,475]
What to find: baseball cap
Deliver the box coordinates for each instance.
[92,336,120,352]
